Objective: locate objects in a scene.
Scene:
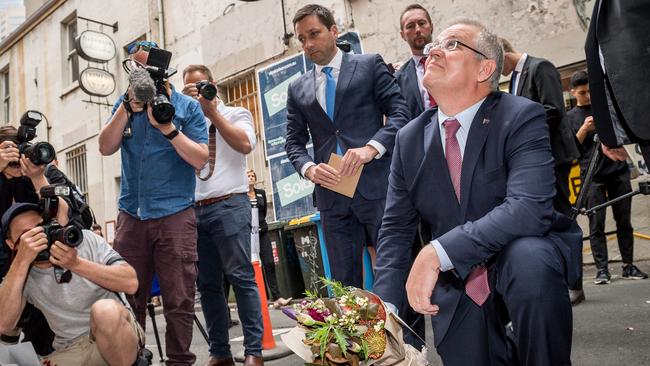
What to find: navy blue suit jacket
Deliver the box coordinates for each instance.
[373,92,582,345]
[395,58,425,120]
[284,52,410,210]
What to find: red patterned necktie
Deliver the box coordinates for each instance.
[444,118,490,306]
[419,57,437,108]
[443,119,462,202]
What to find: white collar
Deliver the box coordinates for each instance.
[315,49,343,74]
[514,53,528,73]
[437,97,487,132]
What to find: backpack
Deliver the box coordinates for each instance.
[45,165,96,230]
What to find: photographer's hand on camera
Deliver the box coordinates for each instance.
[99,88,143,156]
[49,241,80,271]
[0,141,19,172]
[14,226,48,267]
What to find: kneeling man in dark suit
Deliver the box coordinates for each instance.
[373,19,582,365]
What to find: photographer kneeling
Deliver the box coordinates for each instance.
[0,203,143,366]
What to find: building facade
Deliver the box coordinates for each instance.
[0,0,594,236]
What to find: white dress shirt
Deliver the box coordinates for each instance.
[412,55,433,109]
[511,53,528,96]
[431,97,487,272]
[195,102,256,200]
[300,49,387,177]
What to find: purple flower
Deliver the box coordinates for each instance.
[282,307,298,321]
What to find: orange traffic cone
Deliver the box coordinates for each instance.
[252,260,276,349]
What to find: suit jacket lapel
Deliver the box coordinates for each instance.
[304,67,334,126]
[405,59,425,113]
[333,53,357,122]
[516,58,531,96]
[421,111,459,208]
[459,93,499,218]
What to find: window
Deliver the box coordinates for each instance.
[221,73,260,135]
[66,145,88,198]
[63,17,78,84]
[1,68,9,124]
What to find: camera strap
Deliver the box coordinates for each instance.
[196,124,216,181]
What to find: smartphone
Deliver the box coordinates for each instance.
[146,47,172,70]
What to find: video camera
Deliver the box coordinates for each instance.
[34,184,83,262]
[13,111,55,166]
[144,47,176,124]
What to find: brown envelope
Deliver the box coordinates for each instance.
[324,153,363,198]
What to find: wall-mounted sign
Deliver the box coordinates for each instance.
[79,67,115,97]
[76,30,116,63]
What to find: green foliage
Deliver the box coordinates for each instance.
[319,277,351,298]
[332,326,348,357]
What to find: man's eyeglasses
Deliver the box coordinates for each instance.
[127,40,158,55]
[424,39,488,59]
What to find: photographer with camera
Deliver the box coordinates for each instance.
[0,202,142,365]
[0,121,72,355]
[181,64,263,366]
[99,41,208,365]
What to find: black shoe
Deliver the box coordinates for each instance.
[594,268,611,285]
[228,319,240,328]
[622,264,648,280]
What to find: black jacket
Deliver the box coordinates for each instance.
[514,56,580,165]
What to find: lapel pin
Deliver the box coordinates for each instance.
[482,118,490,125]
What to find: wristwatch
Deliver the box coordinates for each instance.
[164,128,180,140]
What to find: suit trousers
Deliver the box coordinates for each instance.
[436,236,572,366]
[587,174,634,269]
[319,194,385,288]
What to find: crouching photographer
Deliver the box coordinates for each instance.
[99,41,208,365]
[0,201,143,366]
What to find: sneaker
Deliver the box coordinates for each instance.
[594,269,611,285]
[622,264,649,280]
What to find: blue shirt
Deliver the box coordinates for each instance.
[110,86,208,220]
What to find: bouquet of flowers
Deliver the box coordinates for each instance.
[281,279,428,366]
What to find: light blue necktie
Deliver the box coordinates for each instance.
[322,67,342,155]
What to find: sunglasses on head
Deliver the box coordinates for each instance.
[127,41,158,55]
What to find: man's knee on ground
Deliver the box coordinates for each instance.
[498,237,565,300]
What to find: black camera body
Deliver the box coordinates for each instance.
[35,185,83,262]
[196,80,217,101]
[145,48,177,124]
[16,110,56,166]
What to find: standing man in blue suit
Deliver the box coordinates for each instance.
[373,19,582,365]
[395,4,436,119]
[285,4,410,287]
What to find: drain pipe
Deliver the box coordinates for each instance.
[157,0,166,48]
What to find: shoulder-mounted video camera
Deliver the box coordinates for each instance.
[144,47,177,124]
[15,111,56,166]
[35,184,83,262]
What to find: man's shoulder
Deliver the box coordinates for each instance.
[172,87,201,109]
[394,58,415,80]
[398,109,433,140]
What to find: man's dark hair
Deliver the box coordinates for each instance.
[399,4,432,30]
[500,37,516,53]
[293,4,335,29]
[570,70,589,88]
[183,64,214,83]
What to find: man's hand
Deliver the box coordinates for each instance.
[581,116,596,133]
[14,227,48,266]
[406,244,441,315]
[126,88,145,113]
[146,104,176,136]
[19,155,45,180]
[0,141,19,171]
[49,241,81,271]
[305,163,341,189]
[339,145,378,176]
[601,144,629,161]
[197,95,221,120]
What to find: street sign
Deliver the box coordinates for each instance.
[76,30,116,63]
[78,67,116,97]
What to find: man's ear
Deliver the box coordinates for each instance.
[330,24,339,38]
[5,237,14,251]
[478,59,497,84]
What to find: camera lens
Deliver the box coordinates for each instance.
[152,95,175,124]
[198,83,217,100]
[54,225,83,247]
[24,142,55,165]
